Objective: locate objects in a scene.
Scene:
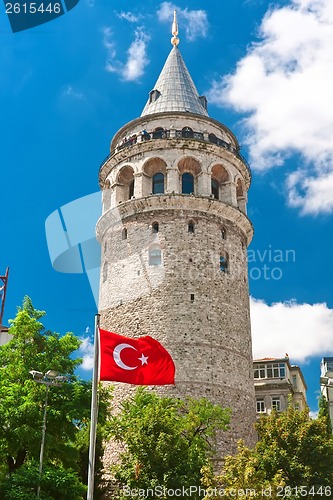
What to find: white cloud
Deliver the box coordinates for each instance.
[122,29,150,81]
[61,85,86,101]
[287,169,333,215]
[207,0,333,215]
[78,336,94,371]
[116,11,142,23]
[251,297,333,362]
[157,2,208,41]
[103,27,150,81]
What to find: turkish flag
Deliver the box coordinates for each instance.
[99,329,175,385]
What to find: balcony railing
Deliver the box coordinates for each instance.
[99,128,251,175]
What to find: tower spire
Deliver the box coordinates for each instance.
[171,10,179,47]
[141,8,208,117]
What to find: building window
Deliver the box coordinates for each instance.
[272,397,281,411]
[256,399,265,413]
[266,363,286,378]
[188,221,195,233]
[221,227,226,240]
[211,179,219,199]
[149,89,161,103]
[182,126,193,138]
[190,294,195,302]
[129,179,135,199]
[292,374,297,389]
[208,133,218,144]
[152,222,159,233]
[219,253,228,273]
[254,364,266,379]
[152,127,164,139]
[152,172,165,194]
[149,248,162,266]
[254,363,286,379]
[122,228,127,240]
[182,172,194,194]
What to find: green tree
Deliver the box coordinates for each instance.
[107,387,230,499]
[203,402,333,499]
[0,296,111,499]
[318,394,332,435]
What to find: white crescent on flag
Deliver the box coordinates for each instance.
[113,343,138,371]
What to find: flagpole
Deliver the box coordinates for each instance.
[87,313,100,500]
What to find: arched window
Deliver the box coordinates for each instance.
[122,228,127,240]
[220,253,228,273]
[152,127,164,139]
[188,221,195,233]
[152,172,164,194]
[117,165,134,202]
[211,179,219,199]
[152,222,159,233]
[209,133,218,144]
[182,127,193,139]
[182,173,194,194]
[149,248,162,266]
[129,179,135,199]
[221,227,226,240]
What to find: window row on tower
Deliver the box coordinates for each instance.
[120,223,228,240]
[105,156,247,213]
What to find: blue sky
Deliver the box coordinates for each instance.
[1,0,333,415]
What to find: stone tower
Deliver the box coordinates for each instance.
[97,13,255,461]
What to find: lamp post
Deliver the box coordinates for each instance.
[29,370,67,498]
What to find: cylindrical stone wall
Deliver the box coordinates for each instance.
[97,113,256,481]
[97,195,256,463]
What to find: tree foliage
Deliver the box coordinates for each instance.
[0,296,111,499]
[107,387,231,499]
[202,402,333,499]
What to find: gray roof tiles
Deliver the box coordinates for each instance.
[141,46,208,117]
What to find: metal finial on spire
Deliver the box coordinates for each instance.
[171,10,179,47]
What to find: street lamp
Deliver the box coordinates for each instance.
[29,369,67,498]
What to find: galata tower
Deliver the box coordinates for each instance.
[97,12,256,462]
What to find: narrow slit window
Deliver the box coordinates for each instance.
[220,254,228,272]
[221,227,226,240]
[122,228,127,240]
[152,222,159,233]
[188,222,195,234]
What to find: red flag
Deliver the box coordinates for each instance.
[99,329,175,385]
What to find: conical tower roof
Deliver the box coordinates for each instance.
[141,12,208,117]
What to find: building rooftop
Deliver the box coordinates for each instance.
[141,11,208,118]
